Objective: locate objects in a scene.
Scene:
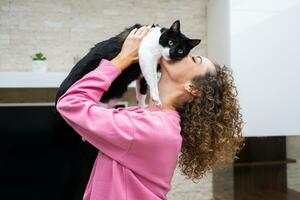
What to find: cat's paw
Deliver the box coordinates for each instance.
[153,99,162,108]
[151,94,162,107]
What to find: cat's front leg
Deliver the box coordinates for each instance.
[139,59,162,107]
[148,62,162,107]
[146,67,162,107]
[149,81,162,107]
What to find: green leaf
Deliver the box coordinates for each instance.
[31,52,47,60]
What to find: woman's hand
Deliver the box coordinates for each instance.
[111,25,153,71]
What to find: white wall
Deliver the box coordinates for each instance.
[208,0,300,137]
[207,0,231,66]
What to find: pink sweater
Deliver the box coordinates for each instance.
[56,59,182,200]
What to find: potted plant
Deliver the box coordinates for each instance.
[31,52,47,72]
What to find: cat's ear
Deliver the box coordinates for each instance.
[169,20,180,33]
[188,39,201,48]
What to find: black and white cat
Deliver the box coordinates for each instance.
[55,20,200,110]
[138,20,201,107]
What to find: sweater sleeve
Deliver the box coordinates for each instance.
[56,58,135,163]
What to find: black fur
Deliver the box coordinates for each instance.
[55,23,145,104]
[159,20,201,60]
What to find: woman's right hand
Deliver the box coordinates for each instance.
[111,25,153,71]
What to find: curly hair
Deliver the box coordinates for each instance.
[173,62,245,183]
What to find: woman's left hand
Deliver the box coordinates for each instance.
[111,25,153,71]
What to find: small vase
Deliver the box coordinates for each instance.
[32,60,47,72]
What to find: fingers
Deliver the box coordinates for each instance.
[128,28,138,37]
[135,26,147,35]
[140,25,152,37]
[140,25,152,36]
[135,25,152,36]
[127,25,152,40]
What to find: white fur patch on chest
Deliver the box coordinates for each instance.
[137,27,169,107]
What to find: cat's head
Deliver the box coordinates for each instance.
[159,20,201,61]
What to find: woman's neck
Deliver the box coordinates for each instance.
[147,73,183,111]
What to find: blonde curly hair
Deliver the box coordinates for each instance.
[173,62,245,183]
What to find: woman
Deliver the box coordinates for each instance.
[56,25,245,200]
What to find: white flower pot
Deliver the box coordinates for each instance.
[32,60,47,72]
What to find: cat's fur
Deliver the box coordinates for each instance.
[138,20,201,107]
[55,23,144,106]
[55,20,200,108]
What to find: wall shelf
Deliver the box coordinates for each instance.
[0,72,136,88]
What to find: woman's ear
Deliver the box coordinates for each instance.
[184,82,202,97]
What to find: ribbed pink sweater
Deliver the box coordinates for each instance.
[56,59,182,200]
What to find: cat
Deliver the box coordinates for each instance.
[138,20,201,107]
[55,20,200,109]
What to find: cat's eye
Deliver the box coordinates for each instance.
[168,40,173,46]
[178,49,183,54]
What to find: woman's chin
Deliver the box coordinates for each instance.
[160,57,173,68]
